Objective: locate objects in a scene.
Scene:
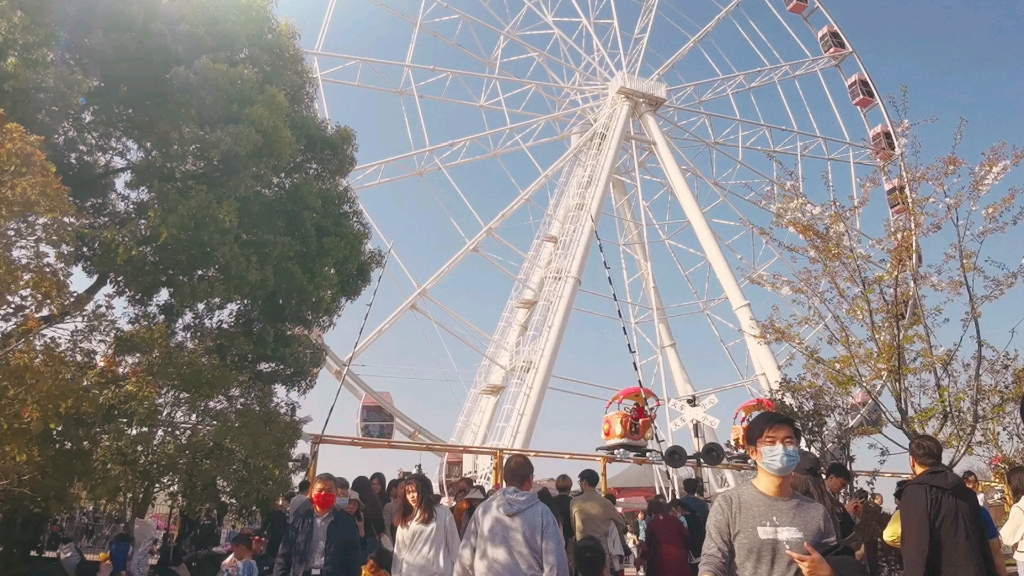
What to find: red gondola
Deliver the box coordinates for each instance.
[601,386,661,450]
[596,386,726,469]
[786,0,809,15]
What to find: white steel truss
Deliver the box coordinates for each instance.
[305,0,901,487]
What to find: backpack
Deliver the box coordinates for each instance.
[684,512,706,558]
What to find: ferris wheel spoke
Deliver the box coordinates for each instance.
[350,103,595,188]
[370,0,594,88]
[343,134,588,366]
[658,137,844,329]
[666,53,845,107]
[664,106,876,165]
[433,1,607,83]
[652,0,744,78]
[624,0,659,74]
[310,51,603,112]
[413,302,503,367]
[640,206,748,379]
[655,113,800,204]
[518,0,616,74]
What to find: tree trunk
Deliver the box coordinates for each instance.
[132,484,156,525]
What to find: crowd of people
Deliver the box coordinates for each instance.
[87,410,1024,576]
[261,412,1024,576]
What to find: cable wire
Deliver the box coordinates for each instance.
[318,243,393,440]
[591,215,645,389]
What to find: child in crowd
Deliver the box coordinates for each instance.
[573,536,608,576]
[362,546,394,576]
[108,531,133,575]
[217,533,259,576]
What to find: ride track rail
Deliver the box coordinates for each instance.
[306,433,914,493]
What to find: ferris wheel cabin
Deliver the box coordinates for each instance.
[818,25,849,60]
[786,0,809,15]
[885,177,909,216]
[871,125,897,163]
[847,73,877,109]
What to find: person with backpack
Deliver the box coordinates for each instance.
[900,435,999,576]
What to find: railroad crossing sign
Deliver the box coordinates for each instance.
[668,394,721,431]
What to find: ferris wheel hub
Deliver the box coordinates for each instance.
[608,73,668,107]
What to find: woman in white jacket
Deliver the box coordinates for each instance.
[1000,466,1024,565]
[393,474,460,576]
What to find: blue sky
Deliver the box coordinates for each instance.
[273,0,1024,501]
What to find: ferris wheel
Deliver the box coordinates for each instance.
[307,0,900,488]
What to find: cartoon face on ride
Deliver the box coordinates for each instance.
[602,387,661,449]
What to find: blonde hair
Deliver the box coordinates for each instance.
[555,474,573,494]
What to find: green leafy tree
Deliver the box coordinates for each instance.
[85,322,302,520]
[0,110,119,561]
[0,0,381,525]
[2,0,379,389]
[755,97,1024,467]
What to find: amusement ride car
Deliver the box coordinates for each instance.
[598,386,727,469]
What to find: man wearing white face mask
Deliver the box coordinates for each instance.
[698,411,865,576]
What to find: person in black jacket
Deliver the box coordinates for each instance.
[263,500,289,562]
[273,473,361,576]
[901,434,999,576]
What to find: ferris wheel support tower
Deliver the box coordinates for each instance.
[452,75,781,482]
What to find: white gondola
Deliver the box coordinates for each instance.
[358,392,396,439]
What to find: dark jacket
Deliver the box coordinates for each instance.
[551,493,574,543]
[900,466,999,576]
[272,500,361,576]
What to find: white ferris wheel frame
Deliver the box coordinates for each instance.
[307,0,902,486]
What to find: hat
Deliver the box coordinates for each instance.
[793,450,821,476]
[894,479,909,502]
[464,487,487,501]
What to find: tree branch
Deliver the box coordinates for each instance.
[0,273,111,356]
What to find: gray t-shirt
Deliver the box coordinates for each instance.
[698,481,838,576]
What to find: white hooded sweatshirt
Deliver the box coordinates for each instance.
[454,487,569,576]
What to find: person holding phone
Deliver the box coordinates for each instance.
[698,411,866,576]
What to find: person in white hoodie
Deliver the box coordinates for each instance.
[393,473,460,576]
[454,454,569,576]
[1000,466,1024,567]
